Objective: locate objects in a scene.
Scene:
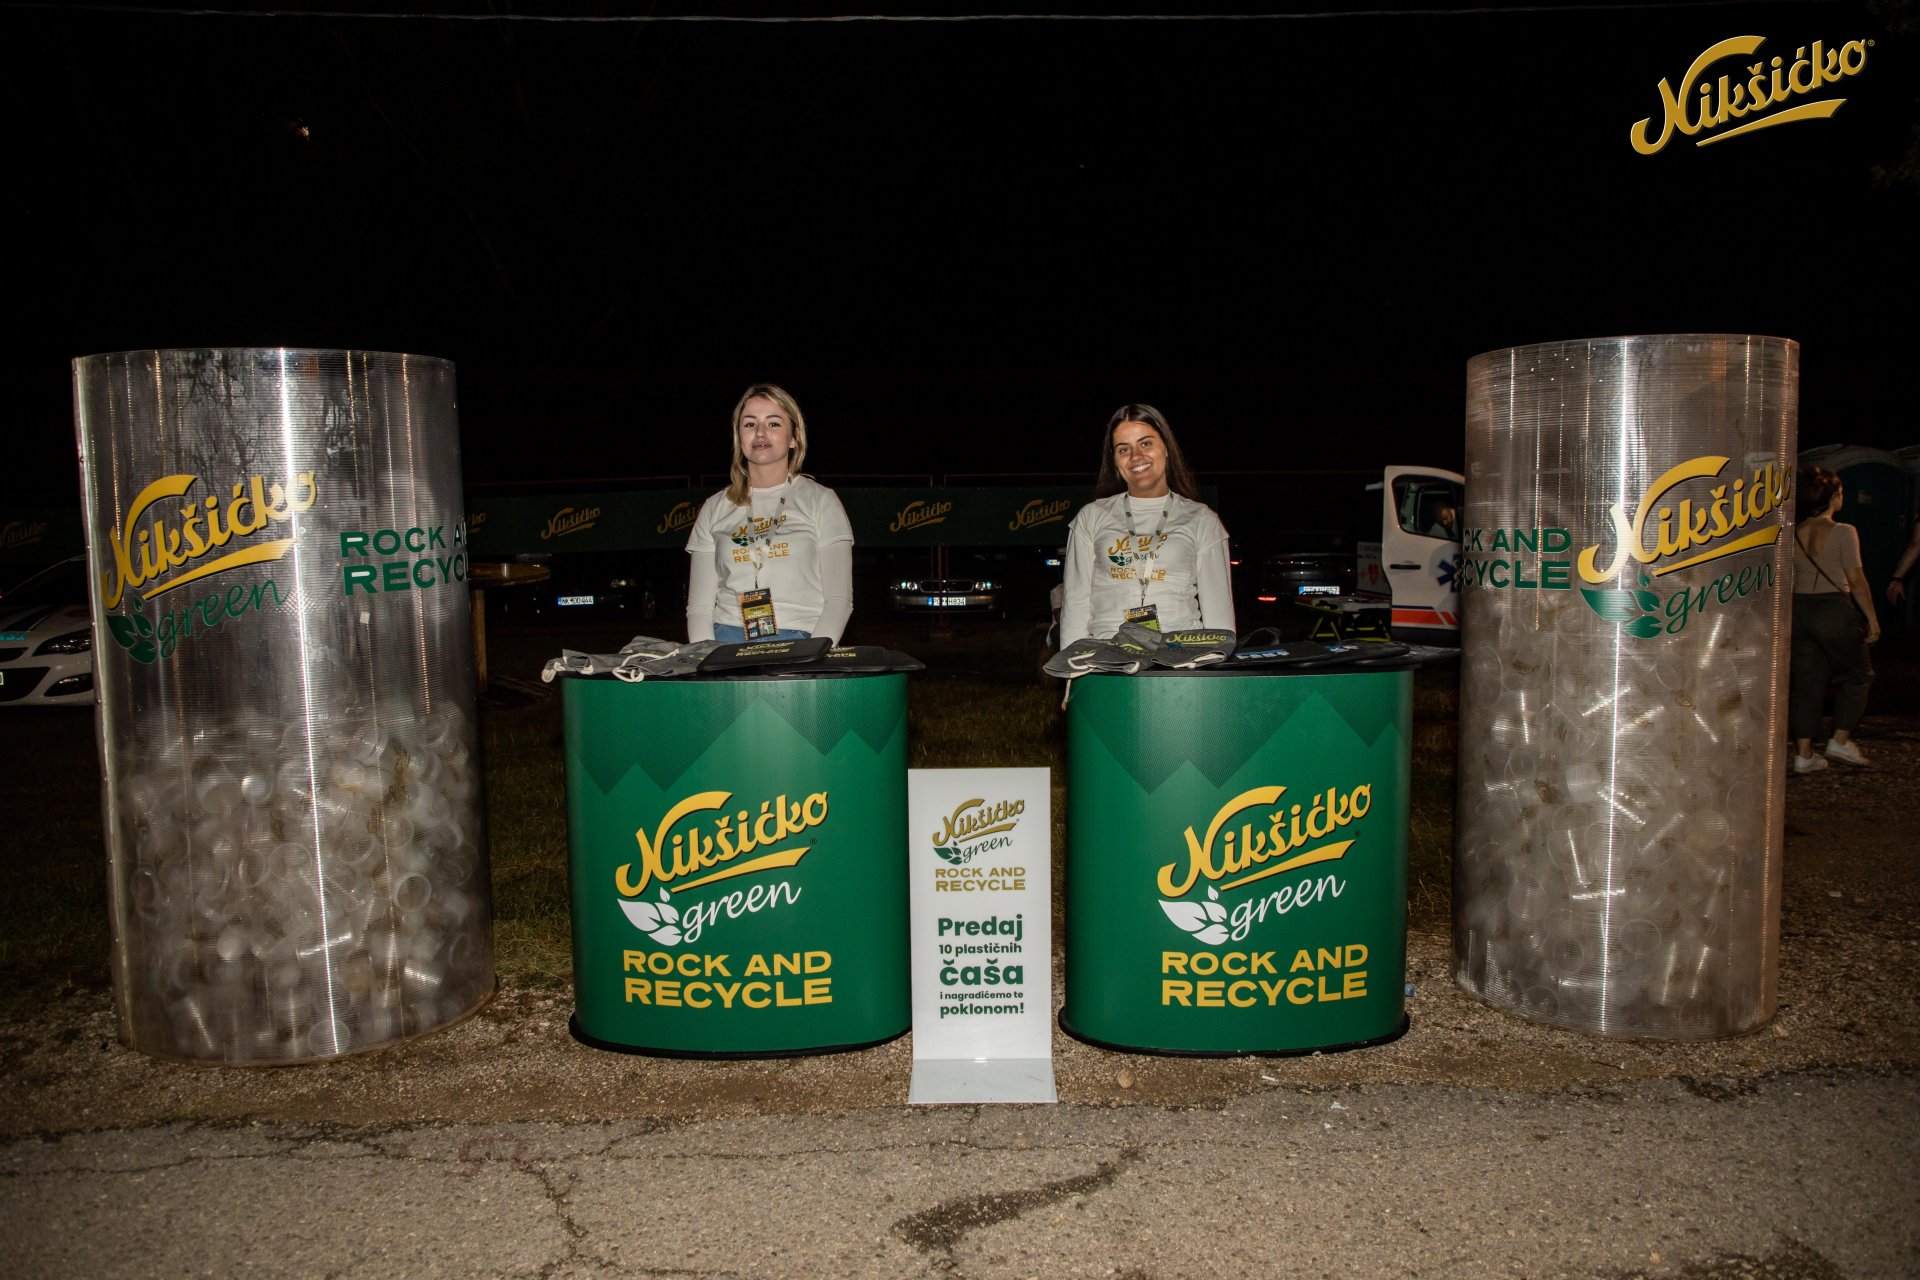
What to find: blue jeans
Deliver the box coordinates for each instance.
[713,624,813,644]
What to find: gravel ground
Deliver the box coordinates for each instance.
[3,717,1914,1139]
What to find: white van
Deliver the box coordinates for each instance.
[1355,465,1464,644]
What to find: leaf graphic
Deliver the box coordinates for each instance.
[935,846,966,865]
[1579,588,1641,624]
[1203,899,1227,924]
[658,900,680,925]
[1196,925,1230,946]
[1160,901,1208,933]
[618,900,662,932]
[652,925,683,946]
[1625,616,1666,639]
[1207,886,1220,900]
[658,889,672,902]
[1631,590,1662,612]
[130,639,157,664]
[106,616,139,649]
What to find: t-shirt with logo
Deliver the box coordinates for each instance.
[1059,492,1235,646]
[686,476,854,635]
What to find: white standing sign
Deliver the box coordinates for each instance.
[907,768,1056,1105]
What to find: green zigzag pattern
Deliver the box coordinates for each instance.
[573,677,907,795]
[1072,674,1407,794]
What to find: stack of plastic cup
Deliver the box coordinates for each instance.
[74,349,494,1063]
[1454,335,1795,1039]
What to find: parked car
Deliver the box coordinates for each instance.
[485,552,672,624]
[0,556,95,706]
[889,577,1005,617]
[1244,529,1367,629]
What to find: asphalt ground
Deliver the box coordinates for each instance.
[2,625,1916,1278]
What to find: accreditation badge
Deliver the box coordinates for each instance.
[741,588,779,639]
[1124,603,1161,631]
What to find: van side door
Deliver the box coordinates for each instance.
[1379,466,1464,642]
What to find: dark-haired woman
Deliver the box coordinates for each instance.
[1058,404,1233,648]
[1789,464,1878,773]
[685,384,853,645]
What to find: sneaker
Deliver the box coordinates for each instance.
[1792,754,1829,775]
[1824,739,1870,767]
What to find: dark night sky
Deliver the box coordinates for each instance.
[8,1,1916,496]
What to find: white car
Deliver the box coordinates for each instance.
[0,557,95,706]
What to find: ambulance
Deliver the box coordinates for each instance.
[1354,466,1464,644]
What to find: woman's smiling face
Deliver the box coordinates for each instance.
[1111,420,1169,498]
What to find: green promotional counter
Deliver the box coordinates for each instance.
[562,673,910,1056]
[1062,669,1412,1055]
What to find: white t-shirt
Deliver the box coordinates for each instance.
[685,476,854,636]
[1060,492,1235,646]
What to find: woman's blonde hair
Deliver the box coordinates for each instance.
[726,383,809,506]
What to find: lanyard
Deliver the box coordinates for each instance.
[1122,494,1172,607]
[742,492,788,589]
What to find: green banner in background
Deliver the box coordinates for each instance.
[467,490,704,555]
[837,487,1085,547]
[563,673,911,1056]
[468,485,1119,555]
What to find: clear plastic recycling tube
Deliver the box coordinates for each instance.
[73,349,494,1063]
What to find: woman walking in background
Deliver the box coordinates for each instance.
[1789,464,1879,774]
[685,384,854,645]
[1058,403,1233,648]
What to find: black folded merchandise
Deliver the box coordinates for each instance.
[1345,642,1414,666]
[1150,628,1237,669]
[767,645,926,677]
[696,636,833,673]
[1222,629,1411,671]
[1220,638,1344,669]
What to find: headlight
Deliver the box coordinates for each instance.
[974,581,995,591]
[897,581,919,591]
[36,628,93,655]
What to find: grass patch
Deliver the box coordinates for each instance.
[0,709,112,1012]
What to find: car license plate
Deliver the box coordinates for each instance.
[928,595,970,607]
[1297,584,1340,597]
[558,594,595,607]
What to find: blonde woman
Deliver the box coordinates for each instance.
[685,384,854,644]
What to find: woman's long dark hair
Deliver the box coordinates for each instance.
[1092,403,1199,499]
